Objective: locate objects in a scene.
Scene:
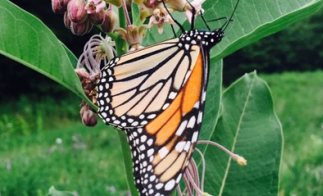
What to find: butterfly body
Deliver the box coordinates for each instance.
[179,29,224,50]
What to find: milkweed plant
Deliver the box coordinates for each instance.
[1,0,322,195]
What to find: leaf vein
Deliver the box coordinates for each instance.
[218,75,255,196]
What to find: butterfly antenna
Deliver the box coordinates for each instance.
[170,25,177,38]
[222,0,240,32]
[200,12,211,31]
[161,0,185,34]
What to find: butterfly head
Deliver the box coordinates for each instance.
[201,29,224,50]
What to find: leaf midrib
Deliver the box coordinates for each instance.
[218,75,255,196]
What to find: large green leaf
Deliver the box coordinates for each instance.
[199,60,222,142]
[201,72,283,196]
[144,0,323,61]
[0,0,93,107]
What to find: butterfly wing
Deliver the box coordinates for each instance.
[126,50,209,196]
[97,38,209,196]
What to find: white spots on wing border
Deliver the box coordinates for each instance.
[175,120,188,136]
[164,179,175,191]
[175,141,186,152]
[187,116,196,128]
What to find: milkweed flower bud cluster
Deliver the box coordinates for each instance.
[106,0,205,50]
[75,34,115,126]
[51,0,119,35]
[51,0,205,49]
[75,67,99,126]
[134,0,205,34]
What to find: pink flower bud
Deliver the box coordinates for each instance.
[67,0,88,23]
[80,104,97,127]
[70,19,93,36]
[64,12,71,29]
[101,8,117,33]
[51,0,65,14]
[88,10,105,25]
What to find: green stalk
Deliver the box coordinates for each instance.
[114,6,139,196]
[115,7,128,56]
[118,131,138,196]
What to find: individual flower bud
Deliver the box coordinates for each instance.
[67,0,88,23]
[51,0,65,14]
[80,104,97,127]
[101,8,117,33]
[64,11,71,29]
[147,7,174,34]
[70,19,93,36]
[114,25,146,50]
[88,10,105,25]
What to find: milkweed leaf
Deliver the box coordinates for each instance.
[201,72,283,196]
[0,0,95,108]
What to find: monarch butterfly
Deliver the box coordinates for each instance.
[97,0,239,195]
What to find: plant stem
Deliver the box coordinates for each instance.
[115,8,128,55]
[122,0,132,26]
[114,6,138,196]
[118,131,138,196]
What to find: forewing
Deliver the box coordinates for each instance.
[97,39,200,129]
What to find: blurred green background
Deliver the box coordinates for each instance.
[1,0,323,196]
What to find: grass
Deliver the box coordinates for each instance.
[260,70,323,196]
[0,122,128,196]
[0,96,79,136]
[1,70,323,195]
